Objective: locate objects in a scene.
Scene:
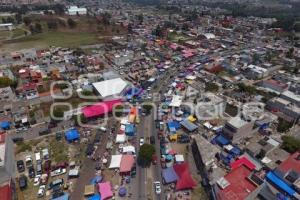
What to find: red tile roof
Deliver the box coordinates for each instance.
[278,151,300,174]
[217,165,257,200]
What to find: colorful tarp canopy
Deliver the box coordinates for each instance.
[65,128,80,142]
[120,155,135,173]
[90,176,103,185]
[82,99,122,118]
[0,121,10,130]
[162,167,179,184]
[231,157,256,171]
[98,182,113,200]
[266,172,296,197]
[173,162,196,190]
[88,194,101,200]
[180,120,198,132]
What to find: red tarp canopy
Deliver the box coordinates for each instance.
[82,99,122,118]
[230,157,256,171]
[173,162,196,190]
[0,184,11,200]
[120,155,135,173]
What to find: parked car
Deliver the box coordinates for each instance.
[19,175,27,190]
[17,160,25,173]
[28,166,35,178]
[139,137,144,146]
[55,132,62,141]
[153,181,161,194]
[50,168,67,177]
[36,163,43,175]
[150,136,155,144]
[25,155,33,168]
[52,162,68,170]
[43,160,51,173]
[37,185,46,198]
[33,175,41,186]
[12,137,24,143]
[49,179,64,190]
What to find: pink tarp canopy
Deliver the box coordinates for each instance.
[120,155,135,173]
[98,182,113,200]
[82,99,122,118]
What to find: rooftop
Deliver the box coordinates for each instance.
[227,116,248,129]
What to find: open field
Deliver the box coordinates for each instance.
[0,31,100,52]
[0,15,127,52]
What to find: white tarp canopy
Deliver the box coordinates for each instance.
[169,95,183,107]
[116,134,126,143]
[122,145,136,154]
[109,155,122,169]
[175,154,184,162]
[92,78,127,98]
[185,75,196,80]
[203,122,213,129]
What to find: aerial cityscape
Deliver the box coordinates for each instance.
[0,0,300,200]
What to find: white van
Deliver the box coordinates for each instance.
[35,152,41,163]
[100,127,106,132]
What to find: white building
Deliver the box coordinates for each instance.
[67,6,87,16]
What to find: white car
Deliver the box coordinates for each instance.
[33,175,41,186]
[37,185,46,198]
[154,181,161,194]
[139,138,144,146]
[50,168,67,177]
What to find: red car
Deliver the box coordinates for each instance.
[152,155,157,165]
[52,162,68,170]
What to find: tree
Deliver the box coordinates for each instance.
[53,4,66,15]
[205,82,219,92]
[138,144,155,167]
[15,13,22,24]
[0,77,14,88]
[47,21,58,30]
[277,118,293,133]
[281,135,300,153]
[67,18,77,28]
[23,17,32,26]
[142,104,153,115]
[52,107,64,119]
[34,23,43,33]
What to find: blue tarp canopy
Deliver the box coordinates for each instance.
[180,120,198,132]
[215,135,230,146]
[266,172,296,197]
[90,175,103,185]
[0,121,10,130]
[125,87,143,100]
[167,121,180,132]
[125,124,135,136]
[230,146,241,156]
[88,194,101,200]
[119,187,127,197]
[52,193,69,200]
[65,128,80,142]
[162,167,179,184]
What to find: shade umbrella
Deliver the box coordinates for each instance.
[118,187,127,197]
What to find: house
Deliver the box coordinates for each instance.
[222,116,254,142]
[67,6,87,15]
[259,79,288,93]
[266,97,300,122]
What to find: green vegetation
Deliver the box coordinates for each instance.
[16,142,32,153]
[237,83,277,102]
[205,82,219,92]
[281,135,300,153]
[0,77,16,88]
[138,144,156,167]
[12,28,26,38]
[277,118,294,133]
[2,32,99,52]
[49,138,68,163]
[142,104,153,115]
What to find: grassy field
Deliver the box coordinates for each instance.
[1,31,100,52]
[0,30,10,40]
